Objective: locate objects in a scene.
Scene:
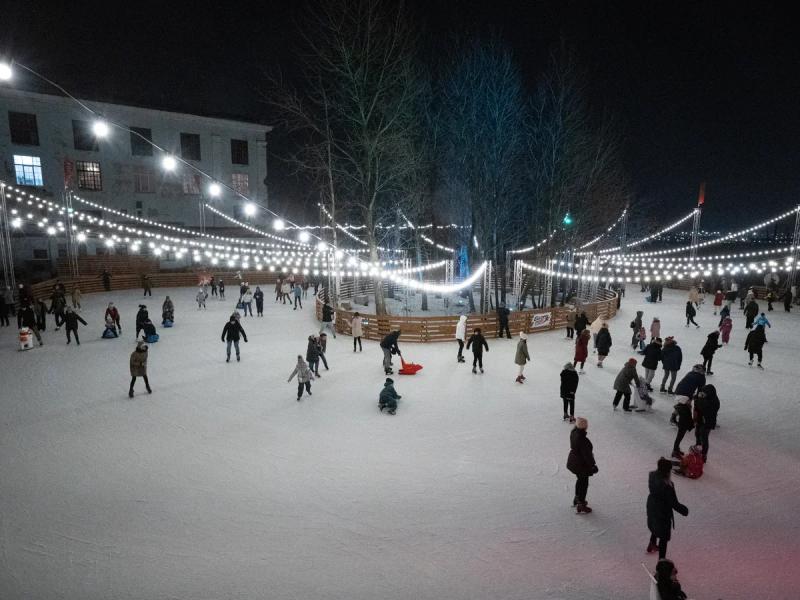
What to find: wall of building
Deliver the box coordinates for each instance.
[0,88,271,234]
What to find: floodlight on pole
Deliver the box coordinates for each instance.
[208,183,222,197]
[0,62,12,81]
[244,203,257,217]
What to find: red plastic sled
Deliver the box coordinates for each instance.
[398,357,423,375]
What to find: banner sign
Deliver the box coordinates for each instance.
[531,312,552,329]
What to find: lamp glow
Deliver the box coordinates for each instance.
[162,155,177,171]
[208,183,222,197]
[244,203,257,217]
[298,230,311,243]
[272,218,285,231]
[92,121,110,138]
[76,232,87,242]
[0,62,12,81]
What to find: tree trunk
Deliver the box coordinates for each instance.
[367,226,387,316]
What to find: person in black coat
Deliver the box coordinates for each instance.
[672,396,694,458]
[319,301,337,338]
[135,305,149,339]
[253,286,264,316]
[783,288,793,312]
[380,330,401,374]
[496,303,511,339]
[466,327,489,373]
[218,279,225,299]
[744,324,766,368]
[647,458,689,559]
[35,298,48,331]
[743,299,759,329]
[685,302,699,328]
[63,307,87,345]
[566,417,597,512]
[595,323,612,367]
[306,335,321,376]
[699,331,722,375]
[655,559,688,600]
[560,363,579,422]
[693,384,720,462]
[659,337,683,394]
[641,338,663,390]
[574,311,590,334]
[221,315,248,362]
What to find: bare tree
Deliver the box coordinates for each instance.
[266,0,424,315]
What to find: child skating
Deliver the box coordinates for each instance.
[378,377,401,414]
[466,327,489,374]
[288,355,314,401]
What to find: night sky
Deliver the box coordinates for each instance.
[3,1,798,231]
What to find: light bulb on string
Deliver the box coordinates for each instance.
[92,120,110,138]
[162,155,177,171]
[208,183,222,197]
[244,203,257,217]
[0,62,12,81]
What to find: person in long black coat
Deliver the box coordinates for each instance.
[647,458,689,559]
[595,324,612,367]
[744,299,759,329]
[744,324,766,368]
[496,303,511,339]
[693,384,720,462]
[18,304,43,345]
[655,559,688,600]
[466,328,489,373]
[135,305,149,339]
[63,307,87,345]
[253,286,265,316]
[574,311,590,334]
[566,418,597,512]
[699,331,722,375]
[560,363,579,422]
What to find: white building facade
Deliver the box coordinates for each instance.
[0,88,271,273]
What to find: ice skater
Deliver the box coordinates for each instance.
[455,314,467,363]
[713,290,724,314]
[631,310,643,348]
[659,337,682,394]
[254,286,264,316]
[63,307,87,345]
[654,559,689,600]
[241,288,253,316]
[565,310,575,339]
[221,314,248,362]
[595,323,612,367]
[685,301,699,328]
[128,341,152,398]
[744,324,766,368]
[641,337,662,390]
[319,301,336,337]
[496,303,511,339]
[351,312,364,352]
[744,298,759,329]
[105,302,121,333]
[293,283,302,310]
[700,331,722,375]
[71,285,82,309]
[18,304,43,346]
[646,457,689,558]
[612,358,641,411]
[514,331,530,383]
[560,363,578,421]
[162,296,174,324]
[378,377,401,414]
[318,332,330,371]
[380,330,401,375]
[306,335,321,377]
[693,384,719,463]
[135,305,149,339]
[288,355,314,401]
[650,316,661,341]
[218,279,225,299]
[466,327,489,374]
[573,329,590,373]
[196,287,207,310]
[566,417,597,513]
[719,315,733,344]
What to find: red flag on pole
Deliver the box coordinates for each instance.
[697,182,706,206]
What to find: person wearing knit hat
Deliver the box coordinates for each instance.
[560,363,579,422]
[647,457,689,558]
[514,331,530,383]
[612,358,641,411]
[566,417,597,513]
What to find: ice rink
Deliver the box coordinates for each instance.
[0,285,796,599]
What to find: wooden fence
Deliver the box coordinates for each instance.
[316,288,619,343]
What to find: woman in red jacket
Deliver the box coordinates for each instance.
[573,329,591,373]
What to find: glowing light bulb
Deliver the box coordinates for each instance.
[92,120,110,137]
[162,155,177,171]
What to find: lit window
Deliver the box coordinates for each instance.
[134,167,154,193]
[14,155,44,186]
[232,173,249,195]
[76,161,102,191]
[182,173,201,194]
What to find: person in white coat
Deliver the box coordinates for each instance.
[351,312,364,352]
[455,314,468,363]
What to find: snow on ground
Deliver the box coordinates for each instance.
[0,286,796,600]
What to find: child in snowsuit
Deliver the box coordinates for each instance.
[378,378,401,414]
[196,288,207,310]
[466,327,489,374]
[288,355,314,401]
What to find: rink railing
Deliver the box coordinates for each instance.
[316,283,619,343]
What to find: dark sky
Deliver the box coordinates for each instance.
[3,1,799,231]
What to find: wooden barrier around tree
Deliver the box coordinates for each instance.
[316,289,619,343]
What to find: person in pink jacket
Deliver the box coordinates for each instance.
[719,315,733,344]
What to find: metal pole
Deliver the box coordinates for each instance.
[0,182,17,291]
[789,205,800,290]
[63,188,80,279]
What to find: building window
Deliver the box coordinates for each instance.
[72,119,98,151]
[232,173,249,195]
[14,155,44,186]
[231,139,249,165]
[130,127,153,156]
[33,248,49,260]
[76,161,102,191]
[9,112,40,146]
[180,133,201,161]
[134,167,154,193]
[182,173,201,195]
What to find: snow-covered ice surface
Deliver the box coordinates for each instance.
[0,287,796,600]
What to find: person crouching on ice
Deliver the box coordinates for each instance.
[378,378,401,415]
